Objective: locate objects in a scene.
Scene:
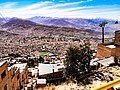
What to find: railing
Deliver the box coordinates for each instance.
[92,78,120,90]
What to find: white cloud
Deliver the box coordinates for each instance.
[40,1,86,10]
[0,1,120,20]
[0,2,17,9]
[19,1,52,11]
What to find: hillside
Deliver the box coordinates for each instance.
[2,18,37,28]
[0,18,100,57]
[1,16,119,35]
[1,18,100,37]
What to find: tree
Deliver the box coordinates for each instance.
[64,41,93,79]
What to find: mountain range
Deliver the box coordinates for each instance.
[0,17,101,41]
[0,16,120,35]
[27,16,120,33]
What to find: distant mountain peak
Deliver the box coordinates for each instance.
[2,18,37,27]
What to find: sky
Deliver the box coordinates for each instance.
[0,0,120,19]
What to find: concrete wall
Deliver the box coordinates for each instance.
[39,71,63,79]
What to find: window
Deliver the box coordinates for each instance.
[4,84,7,90]
[1,70,6,79]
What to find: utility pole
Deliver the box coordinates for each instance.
[99,20,119,43]
[99,22,108,43]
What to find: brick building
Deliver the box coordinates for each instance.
[0,61,28,90]
[0,61,9,90]
[96,42,115,59]
[96,30,120,64]
[13,63,28,89]
[8,66,20,90]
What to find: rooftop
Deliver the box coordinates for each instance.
[13,63,27,73]
[38,63,58,75]
[97,56,114,66]
[8,67,12,71]
[0,61,7,67]
[106,45,116,48]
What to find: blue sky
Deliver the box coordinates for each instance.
[0,0,120,19]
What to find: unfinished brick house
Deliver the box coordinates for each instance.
[0,61,9,90]
[96,30,120,64]
[0,61,28,90]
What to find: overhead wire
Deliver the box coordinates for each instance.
[0,12,8,29]
[0,12,7,23]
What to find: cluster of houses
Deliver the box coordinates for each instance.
[0,30,120,90]
[0,54,64,90]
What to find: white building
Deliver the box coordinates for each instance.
[38,63,58,76]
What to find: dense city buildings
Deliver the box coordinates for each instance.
[0,17,120,89]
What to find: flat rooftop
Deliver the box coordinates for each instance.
[38,63,58,75]
[106,45,116,48]
[97,56,114,66]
